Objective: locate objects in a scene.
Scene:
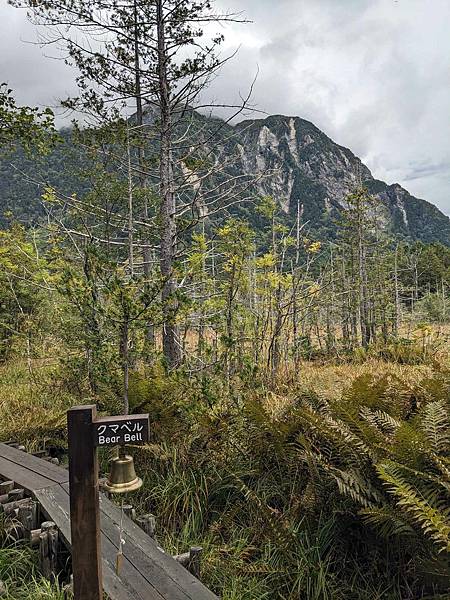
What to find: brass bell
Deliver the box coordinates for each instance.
[103,446,142,494]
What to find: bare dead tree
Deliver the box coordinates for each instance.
[13,0,261,369]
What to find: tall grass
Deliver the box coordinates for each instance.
[0,344,448,598]
[0,358,76,446]
[125,361,449,599]
[0,542,64,599]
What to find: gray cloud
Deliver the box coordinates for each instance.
[0,5,79,113]
[404,162,450,182]
[1,0,449,214]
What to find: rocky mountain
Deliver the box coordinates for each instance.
[230,114,450,244]
[1,112,449,244]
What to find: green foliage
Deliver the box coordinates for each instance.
[0,83,56,156]
[0,545,64,599]
[2,112,450,244]
[415,293,449,323]
[376,461,450,553]
[287,373,450,576]
[0,226,50,360]
[370,337,439,364]
[116,367,450,599]
[2,5,450,599]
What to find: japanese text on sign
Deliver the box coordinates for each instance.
[93,414,149,446]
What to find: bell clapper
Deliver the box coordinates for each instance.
[103,444,142,575]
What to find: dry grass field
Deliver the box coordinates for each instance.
[0,327,448,599]
[1,330,447,443]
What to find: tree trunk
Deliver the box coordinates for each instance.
[133,0,155,353]
[357,208,370,348]
[156,0,181,369]
[225,264,236,382]
[393,244,400,336]
[126,126,134,278]
[269,283,283,374]
[120,317,129,415]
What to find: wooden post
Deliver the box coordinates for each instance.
[30,528,41,548]
[0,481,14,495]
[39,521,59,580]
[7,488,24,502]
[18,500,38,542]
[189,546,203,579]
[173,546,203,579]
[135,513,156,538]
[67,405,102,600]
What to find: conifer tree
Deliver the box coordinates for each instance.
[14,0,253,369]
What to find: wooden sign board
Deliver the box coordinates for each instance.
[68,406,150,600]
[93,414,150,447]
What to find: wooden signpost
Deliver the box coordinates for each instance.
[67,405,149,600]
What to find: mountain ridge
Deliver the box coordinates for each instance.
[1,110,449,244]
[226,112,450,243]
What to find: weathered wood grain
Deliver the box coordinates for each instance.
[0,456,57,493]
[0,443,68,485]
[100,496,217,600]
[68,405,103,600]
[36,482,165,600]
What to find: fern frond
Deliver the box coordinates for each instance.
[326,465,382,508]
[236,477,296,552]
[360,407,401,436]
[420,401,449,454]
[241,563,285,575]
[361,506,416,539]
[300,406,375,462]
[377,461,450,553]
[429,454,450,483]
[301,447,382,508]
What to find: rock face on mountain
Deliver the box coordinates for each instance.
[1,112,449,244]
[229,114,450,244]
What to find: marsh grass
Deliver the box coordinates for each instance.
[0,341,448,599]
[124,354,449,599]
[0,541,64,600]
[0,358,76,447]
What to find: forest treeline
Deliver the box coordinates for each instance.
[0,0,448,391]
[1,194,450,391]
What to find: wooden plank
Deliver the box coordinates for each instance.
[36,486,138,600]
[37,484,164,600]
[0,448,218,600]
[99,495,218,600]
[63,485,216,599]
[35,486,71,545]
[0,456,57,493]
[101,531,165,600]
[0,443,69,486]
[100,564,144,600]
[99,509,190,600]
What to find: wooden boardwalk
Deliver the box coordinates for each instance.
[0,443,218,600]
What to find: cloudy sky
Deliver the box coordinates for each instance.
[1,0,449,214]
